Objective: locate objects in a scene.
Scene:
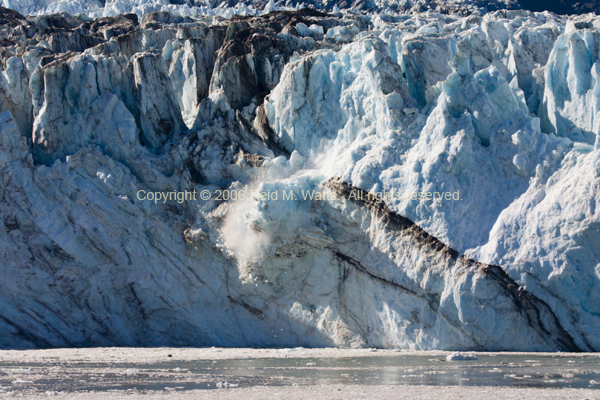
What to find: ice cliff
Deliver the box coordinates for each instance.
[0,4,599,351]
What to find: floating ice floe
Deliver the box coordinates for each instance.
[446,352,478,361]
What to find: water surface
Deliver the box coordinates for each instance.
[2,351,599,395]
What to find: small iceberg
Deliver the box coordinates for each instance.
[446,352,478,361]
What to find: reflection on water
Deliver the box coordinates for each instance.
[2,353,600,394]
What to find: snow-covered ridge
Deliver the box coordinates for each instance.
[0,6,598,350]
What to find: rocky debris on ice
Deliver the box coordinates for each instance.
[0,5,599,351]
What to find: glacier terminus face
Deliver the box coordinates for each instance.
[0,1,599,352]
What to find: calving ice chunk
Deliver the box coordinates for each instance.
[0,3,598,352]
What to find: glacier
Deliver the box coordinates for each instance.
[2,0,596,21]
[0,3,599,351]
